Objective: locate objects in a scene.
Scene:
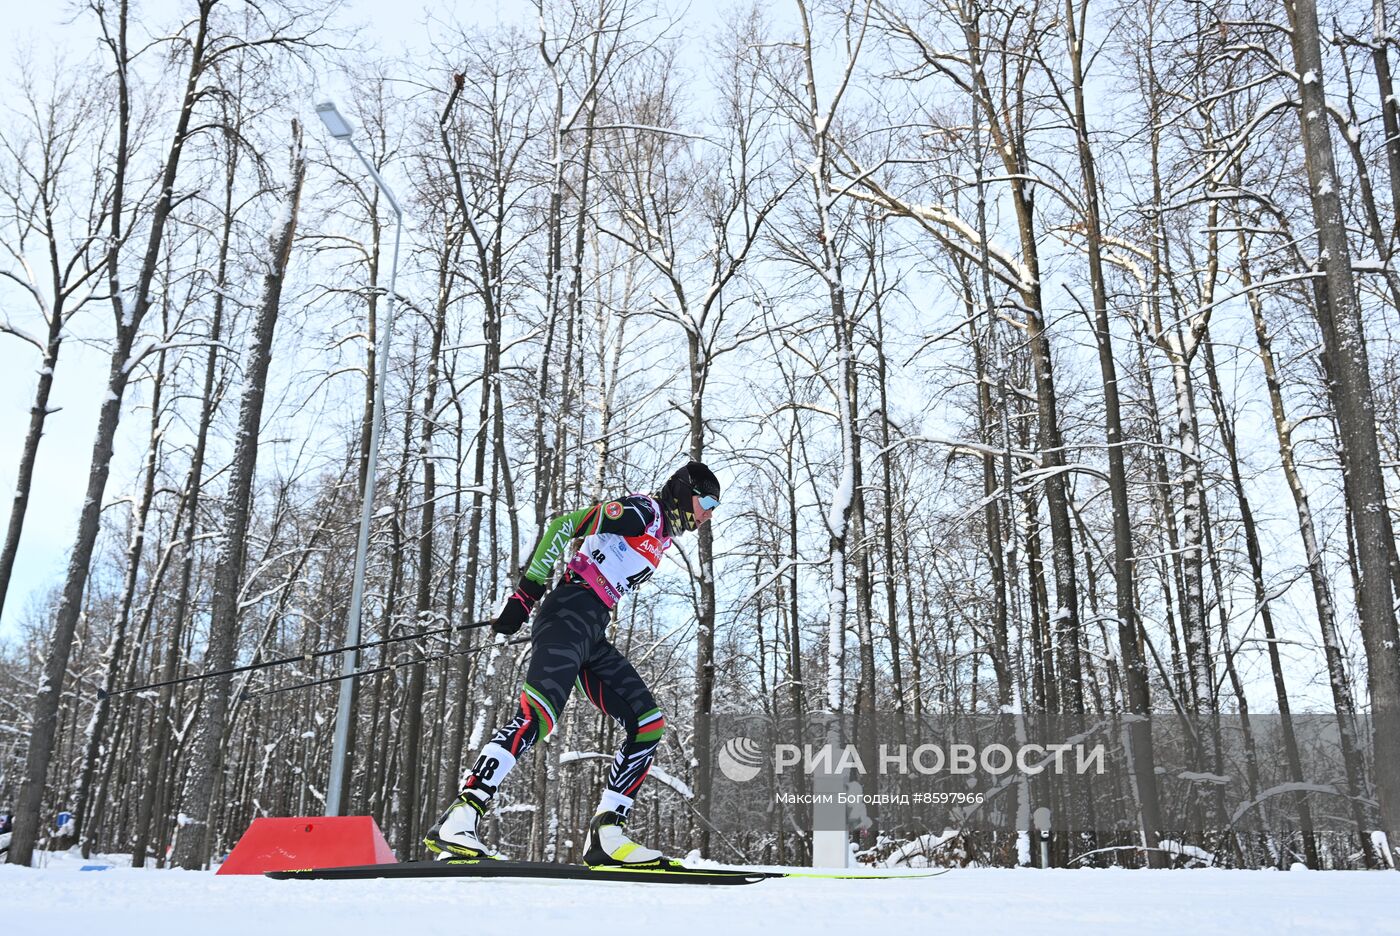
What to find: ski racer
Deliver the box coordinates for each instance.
[424,461,722,868]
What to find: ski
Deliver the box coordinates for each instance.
[265,858,767,885]
[265,858,947,884]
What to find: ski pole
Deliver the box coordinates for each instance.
[98,617,495,700]
[238,634,530,700]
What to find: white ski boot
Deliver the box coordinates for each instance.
[423,789,500,860]
[583,810,667,867]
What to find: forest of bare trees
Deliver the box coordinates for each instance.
[1,0,1398,872]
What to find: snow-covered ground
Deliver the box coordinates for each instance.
[5,852,1398,935]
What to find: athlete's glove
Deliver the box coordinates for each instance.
[492,577,547,635]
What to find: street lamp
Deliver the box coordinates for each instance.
[315,100,403,817]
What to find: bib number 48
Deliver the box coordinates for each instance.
[588,546,653,591]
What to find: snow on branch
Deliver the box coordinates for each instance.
[576,123,714,143]
[1168,97,1295,198]
[878,434,1040,464]
[122,338,238,376]
[1190,270,1326,317]
[0,317,45,352]
[836,179,1037,294]
[1228,782,1377,827]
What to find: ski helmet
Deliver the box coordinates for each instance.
[657,460,721,534]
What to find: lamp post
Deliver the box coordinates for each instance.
[315,100,403,817]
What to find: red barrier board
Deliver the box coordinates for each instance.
[216,816,398,875]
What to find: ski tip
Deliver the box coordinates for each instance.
[764,866,952,880]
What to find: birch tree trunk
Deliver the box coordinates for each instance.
[1200,333,1317,867]
[130,157,235,865]
[174,131,306,868]
[1286,0,1400,855]
[1236,229,1378,867]
[73,342,167,854]
[1368,0,1400,233]
[399,224,459,848]
[1060,0,1162,862]
[795,0,869,867]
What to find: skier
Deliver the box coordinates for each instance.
[424,461,722,868]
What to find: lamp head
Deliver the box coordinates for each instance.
[315,102,354,140]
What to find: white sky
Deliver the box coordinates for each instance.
[0,0,501,638]
[0,0,775,639]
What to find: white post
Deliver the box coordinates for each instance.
[811,712,849,867]
[1034,806,1052,868]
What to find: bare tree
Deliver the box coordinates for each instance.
[10,0,212,866]
[0,66,113,621]
[173,123,306,869]
[1048,0,1164,862]
[598,8,796,848]
[1285,0,1400,855]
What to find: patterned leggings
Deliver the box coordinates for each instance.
[466,581,666,802]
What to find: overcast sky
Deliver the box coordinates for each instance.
[0,0,557,639]
[0,0,762,641]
